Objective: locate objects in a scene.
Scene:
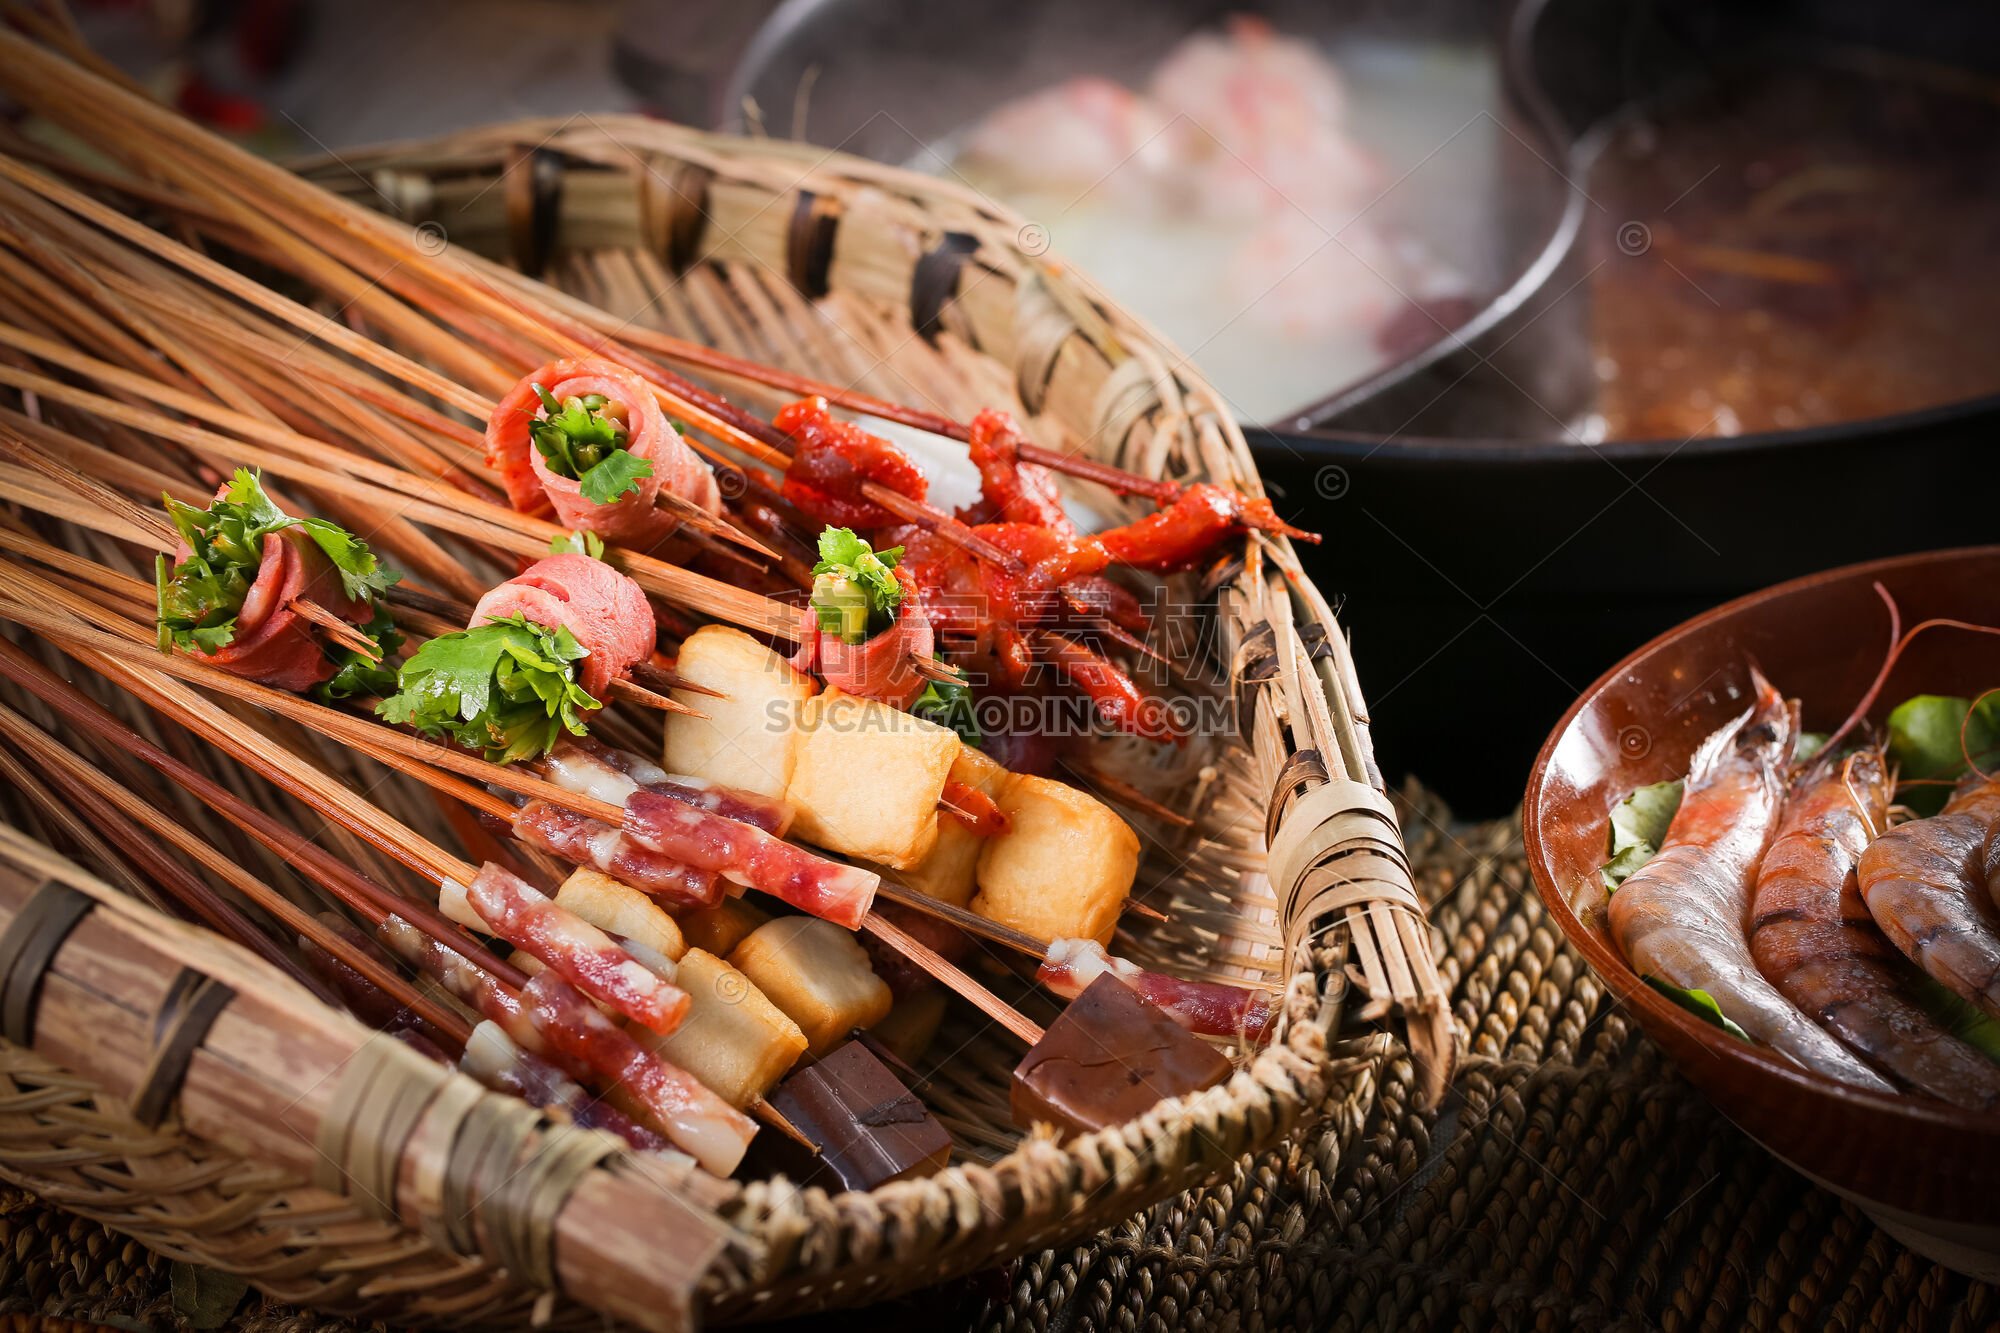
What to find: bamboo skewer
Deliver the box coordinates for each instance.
[0,633,817,1147]
[0,729,175,915]
[0,70,1179,962]
[0,632,526,987]
[5,131,1283,593]
[0,683,456,1024]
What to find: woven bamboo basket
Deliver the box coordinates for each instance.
[0,66,1452,1330]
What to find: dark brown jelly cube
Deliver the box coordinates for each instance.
[1010,974,1232,1140]
[760,1040,952,1191]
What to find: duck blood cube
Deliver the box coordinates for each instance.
[759,1041,952,1190]
[1011,974,1232,1140]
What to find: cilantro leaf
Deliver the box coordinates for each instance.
[156,469,398,655]
[912,668,979,745]
[549,530,607,559]
[1644,977,1750,1041]
[297,516,399,601]
[1887,694,2000,814]
[578,448,655,505]
[528,384,651,509]
[222,468,290,526]
[375,614,598,762]
[1600,779,1682,891]
[810,526,905,643]
[156,550,249,655]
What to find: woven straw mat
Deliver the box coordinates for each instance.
[0,794,1992,1333]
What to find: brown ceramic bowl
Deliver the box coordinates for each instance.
[1523,546,2000,1278]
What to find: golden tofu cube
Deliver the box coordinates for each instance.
[553,869,686,961]
[899,745,1010,907]
[787,689,956,870]
[640,949,807,1107]
[675,897,769,958]
[868,988,948,1067]
[973,774,1139,945]
[663,625,817,802]
[730,917,892,1057]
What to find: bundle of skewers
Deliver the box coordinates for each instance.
[0,18,1446,1317]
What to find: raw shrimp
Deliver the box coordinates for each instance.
[1750,749,2000,1109]
[1857,777,2000,1020]
[1609,671,1893,1088]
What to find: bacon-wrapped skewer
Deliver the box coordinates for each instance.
[347,917,669,1149]
[156,469,398,695]
[377,914,746,1170]
[622,790,881,929]
[486,358,721,545]
[1037,938,1278,1043]
[518,737,811,910]
[377,552,653,761]
[521,969,758,1175]
[510,800,724,910]
[459,1020,672,1152]
[544,737,794,835]
[444,862,691,1035]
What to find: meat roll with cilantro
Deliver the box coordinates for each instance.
[154,469,398,696]
[486,358,721,545]
[378,552,653,762]
[792,527,937,709]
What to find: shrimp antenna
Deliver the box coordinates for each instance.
[1962,686,2000,783]
[1838,751,1879,841]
